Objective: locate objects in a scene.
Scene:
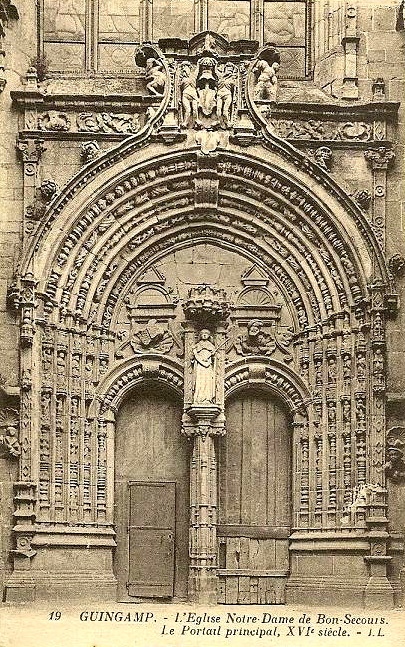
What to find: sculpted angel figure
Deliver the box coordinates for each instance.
[217,63,237,128]
[192,329,216,404]
[180,63,198,127]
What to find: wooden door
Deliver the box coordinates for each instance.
[127,482,175,597]
[218,388,291,604]
[114,385,189,600]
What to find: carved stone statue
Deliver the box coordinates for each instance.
[217,63,237,128]
[180,63,198,128]
[196,56,218,126]
[135,46,167,97]
[192,329,216,404]
[145,58,166,96]
[253,48,280,101]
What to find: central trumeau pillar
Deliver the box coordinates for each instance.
[182,286,230,604]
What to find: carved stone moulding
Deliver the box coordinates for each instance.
[97,354,184,414]
[224,357,309,415]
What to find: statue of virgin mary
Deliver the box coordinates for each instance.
[192,329,216,404]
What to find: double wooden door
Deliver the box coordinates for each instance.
[114,385,189,600]
[218,388,292,604]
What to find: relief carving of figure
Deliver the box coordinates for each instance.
[385,447,405,482]
[192,329,216,404]
[235,320,276,356]
[217,63,237,128]
[0,408,20,458]
[130,319,174,354]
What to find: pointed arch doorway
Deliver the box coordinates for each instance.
[114,383,190,601]
[218,387,292,603]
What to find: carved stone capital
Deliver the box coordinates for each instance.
[16,138,46,165]
[365,147,395,170]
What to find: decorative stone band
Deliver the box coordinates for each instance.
[94,354,184,415]
[224,357,310,415]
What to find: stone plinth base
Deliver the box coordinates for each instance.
[286,577,369,607]
[5,571,117,602]
[188,567,218,605]
[364,576,395,609]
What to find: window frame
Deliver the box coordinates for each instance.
[39,0,313,78]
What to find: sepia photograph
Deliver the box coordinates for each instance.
[0,0,404,645]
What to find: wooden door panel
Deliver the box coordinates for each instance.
[219,389,291,603]
[128,481,176,597]
[114,386,189,601]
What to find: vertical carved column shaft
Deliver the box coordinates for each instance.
[189,430,218,603]
[296,417,309,527]
[182,285,230,603]
[365,148,395,252]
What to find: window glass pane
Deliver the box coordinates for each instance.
[44,0,85,42]
[44,43,85,71]
[99,0,141,43]
[264,1,305,46]
[277,46,305,77]
[99,43,140,70]
[209,0,250,40]
[153,0,195,41]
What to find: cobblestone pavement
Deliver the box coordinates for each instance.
[0,602,404,647]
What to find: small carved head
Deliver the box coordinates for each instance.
[247,319,263,337]
[199,329,212,341]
